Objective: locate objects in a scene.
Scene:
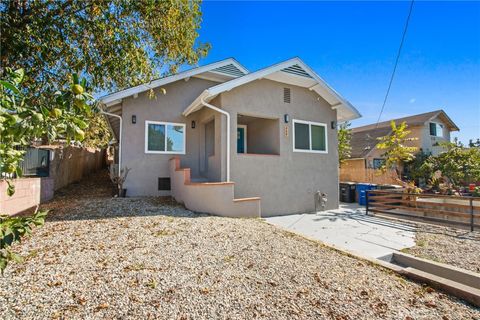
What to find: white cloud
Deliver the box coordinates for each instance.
[409,98,416,104]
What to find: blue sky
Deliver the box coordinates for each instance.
[195,1,480,144]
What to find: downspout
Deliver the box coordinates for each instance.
[200,97,230,182]
[100,108,122,177]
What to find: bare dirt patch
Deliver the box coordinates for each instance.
[0,171,479,319]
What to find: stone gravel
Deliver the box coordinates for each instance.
[1,171,479,319]
[403,223,480,274]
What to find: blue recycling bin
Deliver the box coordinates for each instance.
[356,183,377,205]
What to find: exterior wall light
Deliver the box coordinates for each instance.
[331,121,336,129]
[132,115,137,124]
[284,114,290,123]
[191,120,196,129]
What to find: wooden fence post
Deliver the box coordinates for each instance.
[470,198,474,232]
[366,191,369,216]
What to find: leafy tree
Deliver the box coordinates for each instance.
[1,0,209,148]
[425,142,480,187]
[0,69,94,273]
[469,138,480,148]
[338,121,352,165]
[376,121,418,178]
[404,151,435,185]
[82,113,112,149]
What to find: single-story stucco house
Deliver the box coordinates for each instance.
[100,58,361,217]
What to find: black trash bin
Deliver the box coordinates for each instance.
[339,182,356,203]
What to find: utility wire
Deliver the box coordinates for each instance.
[375,0,415,128]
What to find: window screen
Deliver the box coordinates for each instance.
[311,125,326,151]
[148,124,166,151]
[294,122,310,150]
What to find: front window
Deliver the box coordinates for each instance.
[293,119,327,153]
[429,122,444,137]
[372,158,385,170]
[145,121,185,154]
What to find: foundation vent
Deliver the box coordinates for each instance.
[158,177,171,190]
[283,87,291,103]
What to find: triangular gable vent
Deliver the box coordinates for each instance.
[281,64,313,79]
[211,64,246,77]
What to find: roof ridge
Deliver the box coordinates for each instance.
[351,110,444,132]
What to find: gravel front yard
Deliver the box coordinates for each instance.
[1,171,479,319]
[403,223,480,273]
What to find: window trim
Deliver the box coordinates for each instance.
[292,119,328,154]
[145,120,186,154]
[429,121,444,138]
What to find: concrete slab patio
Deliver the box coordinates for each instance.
[265,203,416,259]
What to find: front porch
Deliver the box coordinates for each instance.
[169,157,261,218]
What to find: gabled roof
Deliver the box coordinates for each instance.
[183,57,361,122]
[350,127,392,158]
[99,58,249,107]
[352,110,459,133]
[349,109,460,158]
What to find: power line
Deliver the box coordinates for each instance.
[375,0,415,128]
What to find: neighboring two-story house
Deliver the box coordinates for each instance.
[100,58,361,217]
[340,110,459,182]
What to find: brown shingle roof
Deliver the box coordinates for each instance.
[350,126,392,158]
[353,110,444,133]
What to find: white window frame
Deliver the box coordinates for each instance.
[429,121,444,138]
[292,119,328,154]
[145,120,186,154]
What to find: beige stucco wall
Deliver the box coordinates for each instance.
[219,79,339,216]
[118,77,219,196]
[169,158,260,218]
[418,115,451,156]
[117,77,340,216]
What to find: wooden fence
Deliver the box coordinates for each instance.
[340,159,399,185]
[366,190,480,231]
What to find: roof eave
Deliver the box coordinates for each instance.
[99,58,248,106]
[183,57,362,121]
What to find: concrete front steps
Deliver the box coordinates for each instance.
[169,157,261,218]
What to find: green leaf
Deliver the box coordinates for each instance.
[0,80,21,94]
[13,69,25,83]
[15,166,23,178]
[72,73,79,85]
[6,181,15,197]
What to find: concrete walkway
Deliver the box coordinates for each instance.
[265,203,416,259]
